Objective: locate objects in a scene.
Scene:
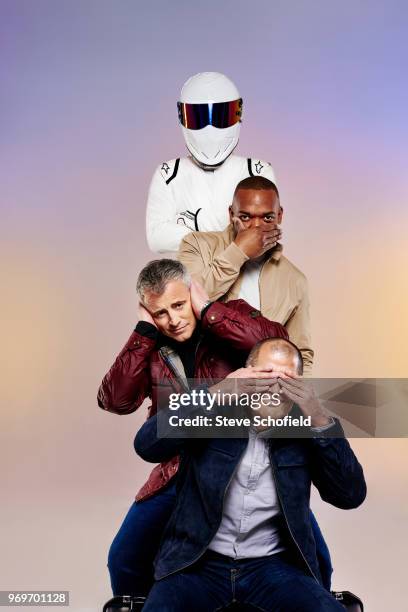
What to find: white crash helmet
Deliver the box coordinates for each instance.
[178,72,242,168]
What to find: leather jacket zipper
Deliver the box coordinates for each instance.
[158,333,204,391]
[158,347,189,392]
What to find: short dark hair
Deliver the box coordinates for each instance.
[136,259,190,303]
[234,176,280,199]
[246,337,303,375]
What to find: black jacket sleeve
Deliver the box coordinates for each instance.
[134,412,187,464]
[309,424,367,509]
[134,385,212,463]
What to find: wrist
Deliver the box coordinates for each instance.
[233,237,250,258]
[134,321,158,339]
[310,416,335,431]
[224,240,250,267]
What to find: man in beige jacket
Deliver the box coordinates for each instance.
[178,175,313,374]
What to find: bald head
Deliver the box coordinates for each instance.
[246,338,303,375]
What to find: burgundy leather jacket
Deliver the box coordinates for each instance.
[97,300,288,501]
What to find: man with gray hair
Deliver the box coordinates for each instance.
[98,258,287,604]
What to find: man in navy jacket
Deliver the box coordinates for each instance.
[135,337,366,612]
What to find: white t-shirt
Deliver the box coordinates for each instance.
[237,255,268,311]
[146,154,276,254]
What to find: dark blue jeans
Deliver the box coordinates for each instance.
[143,550,343,612]
[108,483,178,597]
[108,482,332,596]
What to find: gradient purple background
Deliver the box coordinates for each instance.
[1,1,407,610]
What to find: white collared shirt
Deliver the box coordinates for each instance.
[208,429,284,559]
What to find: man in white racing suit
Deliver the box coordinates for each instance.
[146,71,276,254]
[103,72,332,609]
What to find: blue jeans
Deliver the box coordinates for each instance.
[108,483,177,597]
[108,482,332,596]
[143,550,343,612]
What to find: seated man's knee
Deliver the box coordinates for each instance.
[295,581,344,612]
[107,539,121,573]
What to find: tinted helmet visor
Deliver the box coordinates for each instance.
[177,98,243,130]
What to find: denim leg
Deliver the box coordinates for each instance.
[236,553,344,612]
[310,509,333,590]
[107,482,176,596]
[143,552,233,612]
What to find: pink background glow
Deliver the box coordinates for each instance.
[1,1,407,610]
